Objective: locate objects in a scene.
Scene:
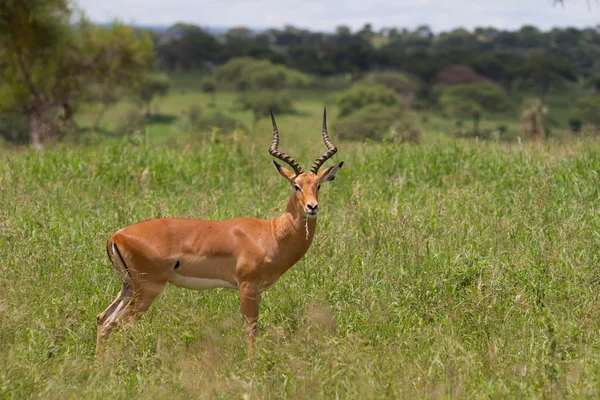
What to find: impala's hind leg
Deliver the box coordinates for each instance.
[114,273,168,328]
[96,241,169,356]
[96,281,132,356]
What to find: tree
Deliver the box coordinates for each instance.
[334,103,421,143]
[440,82,511,135]
[436,65,489,86]
[472,53,526,92]
[287,46,333,75]
[216,57,309,90]
[135,74,170,116]
[156,23,221,71]
[359,72,421,108]
[235,91,294,128]
[201,77,218,106]
[335,84,399,117]
[0,2,154,148]
[220,26,284,63]
[521,52,578,99]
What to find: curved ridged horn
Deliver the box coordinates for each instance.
[310,107,338,174]
[269,109,304,175]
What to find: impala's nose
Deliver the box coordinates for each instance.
[306,203,318,217]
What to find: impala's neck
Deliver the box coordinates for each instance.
[273,193,317,248]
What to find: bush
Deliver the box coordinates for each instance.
[236,91,295,124]
[334,104,421,143]
[586,76,600,93]
[184,105,203,127]
[216,57,309,91]
[215,57,257,83]
[190,112,248,134]
[521,98,550,139]
[359,72,421,108]
[0,113,29,145]
[568,118,582,133]
[115,109,145,135]
[569,95,600,132]
[335,84,399,117]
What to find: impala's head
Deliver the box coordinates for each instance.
[269,108,343,219]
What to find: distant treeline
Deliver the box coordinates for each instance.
[152,24,600,79]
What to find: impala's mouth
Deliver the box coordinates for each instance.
[305,209,318,218]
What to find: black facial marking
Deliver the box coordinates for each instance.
[174,261,181,270]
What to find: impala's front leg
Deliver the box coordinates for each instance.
[239,281,260,354]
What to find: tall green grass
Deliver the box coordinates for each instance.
[2,136,600,398]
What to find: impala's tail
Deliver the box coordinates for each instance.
[106,240,133,296]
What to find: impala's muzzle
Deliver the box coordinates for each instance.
[306,203,318,218]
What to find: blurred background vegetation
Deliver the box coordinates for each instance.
[1,0,599,149]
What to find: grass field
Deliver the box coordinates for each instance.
[2,82,600,398]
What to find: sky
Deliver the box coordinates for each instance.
[74,0,599,32]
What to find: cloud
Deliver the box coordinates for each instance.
[74,0,599,32]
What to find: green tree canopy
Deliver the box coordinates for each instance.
[359,71,421,108]
[235,91,295,127]
[440,82,512,135]
[156,23,221,71]
[135,74,170,115]
[521,51,578,98]
[0,1,154,147]
[334,103,421,143]
[216,57,309,90]
[335,84,399,117]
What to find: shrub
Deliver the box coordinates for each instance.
[569,95,600,133]
[0,113,29,145]
[184,105,203,127]
[586,76,600,93]
[334,104,421,143]
[216,57,309,91]
[521,98,550,139]
[335,84,399,117]
[190,112,248,134]
[116,109,145,135]
[359,72,421,109]
[215,57,257,83]
[568,118,582,133]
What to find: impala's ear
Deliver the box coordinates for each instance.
[317,161,343,183]
[273,161,296,181]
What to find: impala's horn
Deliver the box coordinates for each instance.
[269,109,304,175]
[310,107,338,174]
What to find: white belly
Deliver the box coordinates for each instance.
[169,272,238,290]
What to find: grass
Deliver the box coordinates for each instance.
[2,131,600,398]
[2,78,600,397]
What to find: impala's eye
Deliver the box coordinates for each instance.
[294,184,302,192]
[317,184,321,190]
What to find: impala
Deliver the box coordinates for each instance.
[96,108,343,356]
